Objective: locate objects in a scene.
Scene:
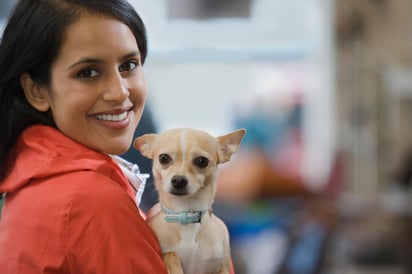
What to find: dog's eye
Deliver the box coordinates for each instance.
[159,154,172,165]
[193,156,209,168]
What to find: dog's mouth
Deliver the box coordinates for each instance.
[170,189,189,196]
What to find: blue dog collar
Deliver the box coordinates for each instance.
[162,206,207,225]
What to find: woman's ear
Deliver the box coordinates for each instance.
[20,73,50,112]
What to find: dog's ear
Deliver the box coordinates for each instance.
[217,128,246,163]
[133,134,157,159]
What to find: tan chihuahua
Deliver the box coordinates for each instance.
[134,128,246,274]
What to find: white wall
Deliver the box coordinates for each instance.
[130,0,336,189]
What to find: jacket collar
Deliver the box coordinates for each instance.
[0,125,130,197]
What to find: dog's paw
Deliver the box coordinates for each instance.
[163,252,184,274]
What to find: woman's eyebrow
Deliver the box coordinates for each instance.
[68,58,103,70]
[121,51,140,60]
[68,51,141,70]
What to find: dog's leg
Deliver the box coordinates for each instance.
[163,252,184,274]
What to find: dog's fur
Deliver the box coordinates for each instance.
[134,128,246,274]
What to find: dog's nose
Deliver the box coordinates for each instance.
[171,175,188,189]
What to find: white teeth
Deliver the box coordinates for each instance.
[94,111,127,121]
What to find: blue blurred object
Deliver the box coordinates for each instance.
[214,199,300,274]
[286,221,327,274]
[234,100,303,160]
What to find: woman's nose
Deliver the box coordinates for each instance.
[102,72,129,101]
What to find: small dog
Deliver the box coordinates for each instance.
[134,128,246,274]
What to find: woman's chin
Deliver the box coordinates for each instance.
[99,142,131,156]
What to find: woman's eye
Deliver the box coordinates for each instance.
[119,60,138,72]
[77,68,100,79]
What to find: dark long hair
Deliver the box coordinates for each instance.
[0,0,148,180]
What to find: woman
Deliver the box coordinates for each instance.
[0,0,167,273]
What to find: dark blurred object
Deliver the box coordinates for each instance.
[347,211,407,266]
[335,2,365,44]
[121,105,158,213]
[395,149,412,188]
[168,0,251,19]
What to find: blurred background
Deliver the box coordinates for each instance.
[2,0,412,273]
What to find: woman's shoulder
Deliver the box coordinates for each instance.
[61,171,167,273]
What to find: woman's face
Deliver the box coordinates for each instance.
[46,13,146,154]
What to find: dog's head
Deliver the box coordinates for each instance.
[133,128,246,198]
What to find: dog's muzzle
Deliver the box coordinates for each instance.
[170,175,189,195]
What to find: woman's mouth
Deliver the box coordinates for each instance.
[89,109,132,130]
[93,111,128,122]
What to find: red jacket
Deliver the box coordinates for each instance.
[0,125,167,274]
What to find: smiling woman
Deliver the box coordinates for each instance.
[19,14,147,154]
[0,0,167,273]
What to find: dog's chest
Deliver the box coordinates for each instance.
[175,224,225,274]
[178,224,200,245]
